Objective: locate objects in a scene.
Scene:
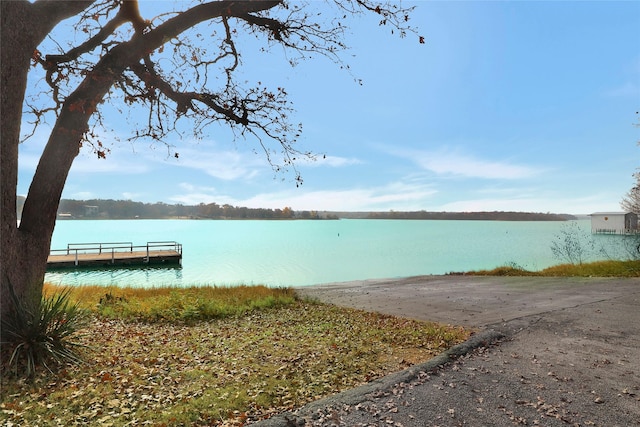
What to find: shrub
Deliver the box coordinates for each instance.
[618,234,640,260]
[1,286,89,378]
[550,221,595,265]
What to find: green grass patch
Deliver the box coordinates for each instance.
[44,283,297,323]
[2,285,470,426]
[468,259,640,277]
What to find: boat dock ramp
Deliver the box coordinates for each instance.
[47,241,182,269]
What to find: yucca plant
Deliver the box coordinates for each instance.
[1,285,89,378]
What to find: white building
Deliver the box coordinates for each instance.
[590,212,638,234]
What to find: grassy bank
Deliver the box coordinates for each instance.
[467,259,640,277]
[52,283,299,323]
[1,284,470,426]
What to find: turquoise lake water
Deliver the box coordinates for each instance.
[45,219,625,288]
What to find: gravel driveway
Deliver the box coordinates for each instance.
[253,276,640,427]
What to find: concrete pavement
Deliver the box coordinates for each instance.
[252,276,640,426]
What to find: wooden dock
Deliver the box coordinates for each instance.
[47,241,182,269]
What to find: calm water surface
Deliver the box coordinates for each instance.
[45,219,619,288]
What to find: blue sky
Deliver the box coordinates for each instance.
[18,1,640,214]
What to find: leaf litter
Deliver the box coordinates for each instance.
[1,301,469,426]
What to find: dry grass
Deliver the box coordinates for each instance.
[1,285,470,426]
[468,259,640,277]
[43,283,297,323]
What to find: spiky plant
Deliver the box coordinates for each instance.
[1,285,89,378]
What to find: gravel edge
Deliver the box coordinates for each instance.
[251,328,506,426]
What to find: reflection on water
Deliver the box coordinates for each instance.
[46,265,183,288]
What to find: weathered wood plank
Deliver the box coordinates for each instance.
[47,242,182,269]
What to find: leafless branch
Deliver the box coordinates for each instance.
[27,0,416,181]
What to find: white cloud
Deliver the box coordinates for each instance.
[437,193,621,215]
[171,146,264,181]
[178,183,218,194]
[168,183,221,205]
[303,155,363,168]
[20,147,152,176]
[387,147,541,180]
[71,150,152,174]
[167,179,438,211]
[18,122,156,176]
[225,181,438,211]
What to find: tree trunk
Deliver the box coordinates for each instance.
[1,0,94,338]
[1,0,282,337]
[1,1,46,335]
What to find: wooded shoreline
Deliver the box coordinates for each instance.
[17,197,576,221]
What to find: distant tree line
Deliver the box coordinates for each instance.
[53,199,331,220]
[16,197,576,221]
[366,211,576,221]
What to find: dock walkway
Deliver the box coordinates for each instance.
[47,241,182,269]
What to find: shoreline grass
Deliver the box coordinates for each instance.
[460,259,640,277]
[1,284,470,426]
[48,283,298,323]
